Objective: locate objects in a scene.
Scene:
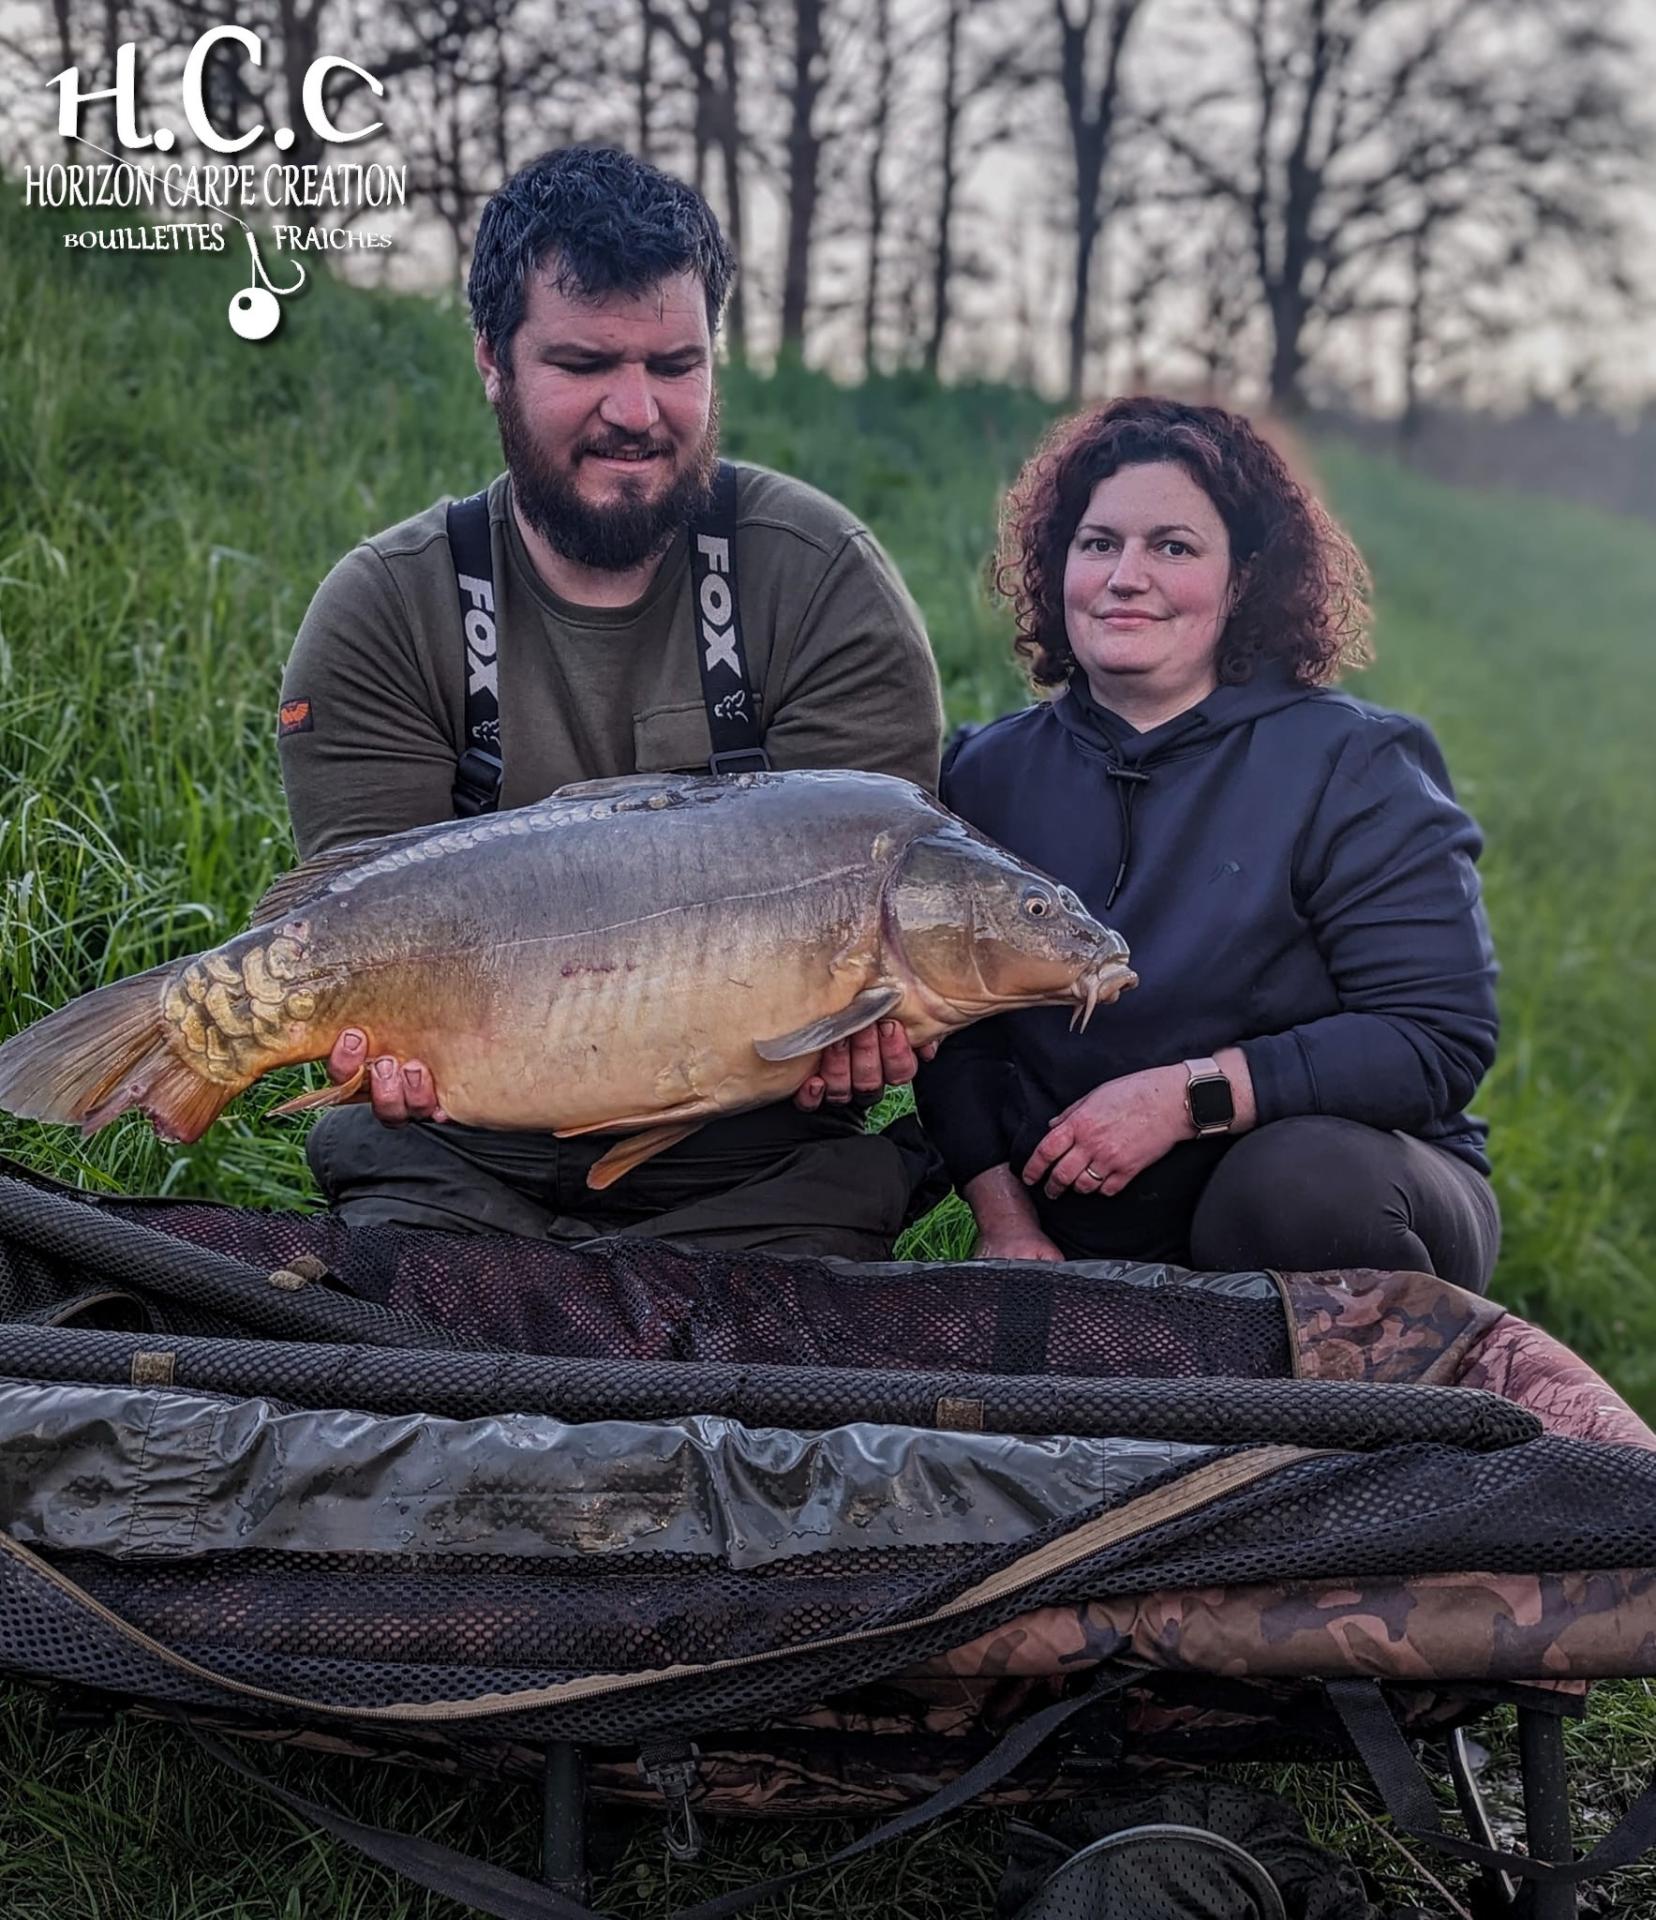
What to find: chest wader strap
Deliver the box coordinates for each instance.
[447,466,767,817]
[690,461,768,776]
[447,490,502,817]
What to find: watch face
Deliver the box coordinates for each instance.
[1189,1076,1235,1129]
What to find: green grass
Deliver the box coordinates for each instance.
[2,192,1655,1914]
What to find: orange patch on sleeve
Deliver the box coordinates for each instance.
[278,698,313,736]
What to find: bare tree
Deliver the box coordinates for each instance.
[96,0,130,151]
[777,0,827,350]
[10,0,1652,415]
[1148,0,1647,416]
[921,0,1034,377]
[1182,217,1260,397]
[843,0,949,376]
[1048,0,1147,403]
[922,0,965,374]
[1110,215,1176,390]
[25,0,171,156]
[729,0,869,359]
[630,0,752,349]
[635,1,659,157]
[1395,147,1640,444]
[859,0,894,374]
[708,0,749,349]
[395,0,626,277]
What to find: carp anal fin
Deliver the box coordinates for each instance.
[248,821,459,928]
[267,1064,369,1118]
[585,1120,704,1190]
[554,1097,711,1137]
[0,962,239,1144]
[753,986,904,1062]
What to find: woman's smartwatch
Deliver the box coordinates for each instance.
[1183,1057,1235,1136]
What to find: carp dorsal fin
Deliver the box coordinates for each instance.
[753,986,904,1062]
[552,773,712,801]
[247,821,459,928]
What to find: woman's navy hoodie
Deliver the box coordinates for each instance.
[915,665,1499,1187]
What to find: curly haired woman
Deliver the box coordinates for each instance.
[914,396,1501,1291]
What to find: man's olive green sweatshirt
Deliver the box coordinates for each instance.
[279,463,943,857]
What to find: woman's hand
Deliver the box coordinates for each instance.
[793,1020,939,1111]
[974,1220,1067,1262]
[328,1028,448,1127]
[1022,1051,1258,1199]
[963,1164,1066,1262]
[1021,1065,1190,1200]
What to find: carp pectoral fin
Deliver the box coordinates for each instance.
[585,1121,704,1190]
[753,986,904,1062]
[267,1064,368,1118]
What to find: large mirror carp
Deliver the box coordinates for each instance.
[0,771,1134,1187]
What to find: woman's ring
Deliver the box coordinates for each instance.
[1079,1165,1102,1185]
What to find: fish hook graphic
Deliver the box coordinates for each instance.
[228,229,307,341]
[66,133,308,340]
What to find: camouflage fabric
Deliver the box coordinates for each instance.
[1283,1267,1656,1448]
[155,1675,1503,1816]
[1458,1315,1656,1448]
[151,1705,1092,1811]
[1281,1267,1507,1387]
[922,1569,1656,1684]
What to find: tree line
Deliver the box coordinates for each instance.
[6,0,1650,420]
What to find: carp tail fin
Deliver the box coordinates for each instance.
[0,964,236,1143]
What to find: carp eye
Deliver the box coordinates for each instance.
[1022,890,1053,918]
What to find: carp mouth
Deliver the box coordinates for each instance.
[1068,958,1138,1033]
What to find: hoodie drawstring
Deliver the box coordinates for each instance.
[1104,764,1150,910]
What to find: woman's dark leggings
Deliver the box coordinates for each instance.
[1038,1115,1501,1295]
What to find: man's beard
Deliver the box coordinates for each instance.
[494,379,720,573]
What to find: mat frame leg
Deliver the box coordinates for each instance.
[540,1739,589,1903]
[1514,1707,1575,1920]
[1446,1728,1518,1915]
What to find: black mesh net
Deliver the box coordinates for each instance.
[0,1160,1291,1378]
[4,1434,1651,1747]
[2,1159,1654,1758]
[1002,1781,1378,1920]
[1017,1836,1287,1920]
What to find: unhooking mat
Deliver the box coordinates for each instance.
[1,1152,1654,1887]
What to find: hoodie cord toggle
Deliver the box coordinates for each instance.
[1104,764,1151,910]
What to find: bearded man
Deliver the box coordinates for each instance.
[276,146,944,1257]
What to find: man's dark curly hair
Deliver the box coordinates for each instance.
[467,146,737,370]
[994,395,1372,688]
